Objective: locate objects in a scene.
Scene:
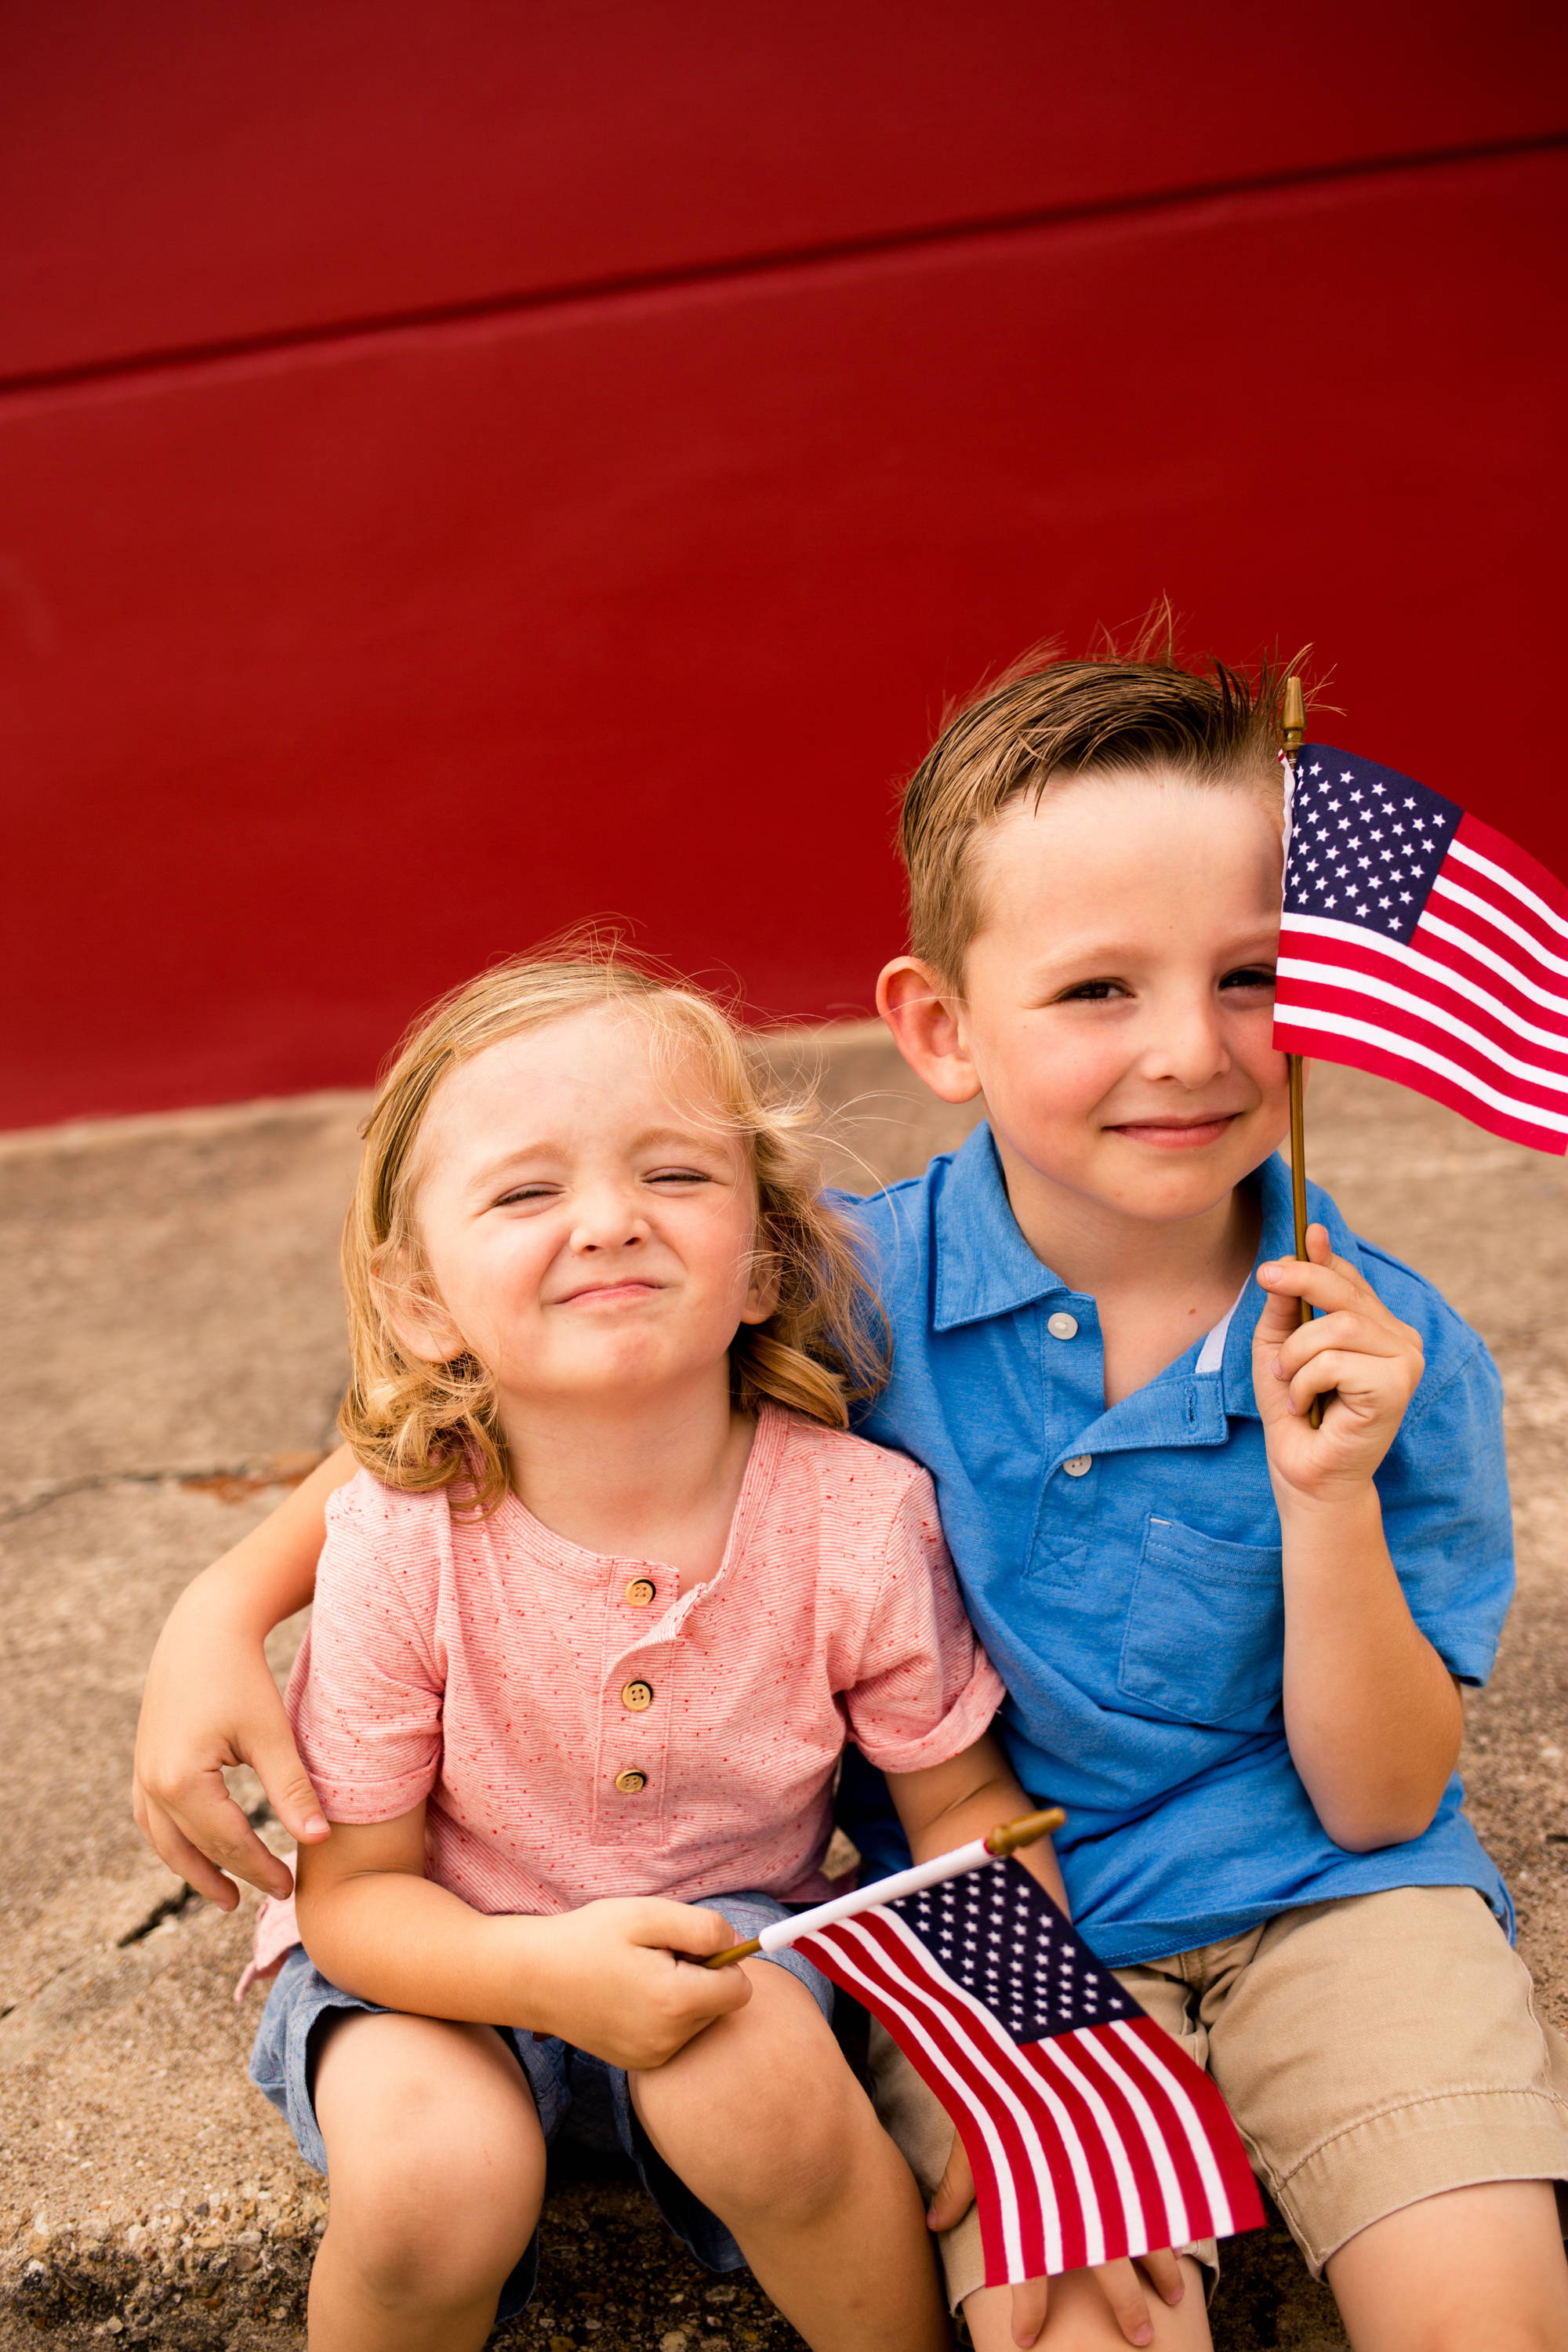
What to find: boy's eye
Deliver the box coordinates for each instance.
[1219,965,1276,993]
[1057,978,1129,1003]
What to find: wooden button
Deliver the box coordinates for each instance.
[624,1577,656,1606]
[621,1679,655,1711]
[613,1769,648,1795]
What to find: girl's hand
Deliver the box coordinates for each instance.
[928,2135,1186,2347]
[133,1605,328,1907]
[1252,1223,1424,1507]
[518,1897,753,2069]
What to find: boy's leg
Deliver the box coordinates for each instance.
[630,1960,950,2352]
[1326,2180,1568,2352]
[310,2010,546,2352]
[1196,1886,1568,2351]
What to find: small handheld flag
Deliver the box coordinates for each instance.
[1275,746,1568,1153]
[704,1817,1261,2285]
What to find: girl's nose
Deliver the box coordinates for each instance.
[568,1184,648,1253]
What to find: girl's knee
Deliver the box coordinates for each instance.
[328,2138,536,2309]
[644,2022,879,2221]
[316,2019,543,2306]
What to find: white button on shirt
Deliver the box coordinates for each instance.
[1047,1312,1080,1341]
[1063,1455,1093,1477]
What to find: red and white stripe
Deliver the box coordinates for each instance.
[799,1910,1261,2287]
[1276,811,1568,1155]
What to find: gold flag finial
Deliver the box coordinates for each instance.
[1283,675,1306,764]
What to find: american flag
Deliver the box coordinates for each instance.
[1274,745,1568,1153]
[789,1857,1262,2286]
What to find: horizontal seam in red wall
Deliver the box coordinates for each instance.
[2,127,1563,404]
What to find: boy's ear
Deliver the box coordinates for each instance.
[876,958,982,1105]
[374,1250,466,1366]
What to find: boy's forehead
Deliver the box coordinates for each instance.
[972,775,1279,914]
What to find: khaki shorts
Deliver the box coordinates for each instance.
[872,1884,1568,2304]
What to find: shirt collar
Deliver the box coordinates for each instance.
[931,1124,1072,1330]
[931,1127,1363,1421]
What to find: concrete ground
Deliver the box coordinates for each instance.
[2,1033,1565,2350]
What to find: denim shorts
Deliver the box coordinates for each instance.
[249,1889,833,2322]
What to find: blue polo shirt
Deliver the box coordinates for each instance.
[838,1126,1514,1969]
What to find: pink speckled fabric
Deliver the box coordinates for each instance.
[245,1404,1000,1987]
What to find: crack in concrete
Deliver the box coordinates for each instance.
[0,1459,325,1529]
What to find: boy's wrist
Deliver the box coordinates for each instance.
[1273,1477,1385,1541]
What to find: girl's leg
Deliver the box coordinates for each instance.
[1325,2180,1568,2352]
[630,1962,950,2352]
[309,2010,546,2352]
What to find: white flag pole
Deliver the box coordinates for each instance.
[701,1805,1065,1968]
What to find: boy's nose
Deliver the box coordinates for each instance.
[1142,1000,1231,1087]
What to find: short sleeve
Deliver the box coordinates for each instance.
[286,1473,448,1822]
[841,1470,1004,1773]
[1377,1334,1515,1686]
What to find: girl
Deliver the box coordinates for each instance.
[207,950,1058,2352]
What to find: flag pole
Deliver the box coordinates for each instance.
[701,1805,1067,1969]
[1282,676,1321,1429]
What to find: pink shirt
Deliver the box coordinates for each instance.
[246,1404,1000,1984]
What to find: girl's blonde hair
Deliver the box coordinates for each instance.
[339,948,888,1508]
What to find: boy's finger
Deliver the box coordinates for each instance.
[1256,1255,1365,1315]
[158,1773,298,1899]
[247,1729,330,1846]
[135,1799,244,1909]
[1010,2277,1048,2347]
[927,2135,977,2231]
[1285,1352,1371,1417]
[1272,1310,1401,1380]
[1094,2258,1155,2346]
[1137,2247,1187,2305]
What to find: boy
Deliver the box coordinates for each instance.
[135,652,1568,2350]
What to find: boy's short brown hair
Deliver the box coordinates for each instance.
[900,645,1290,986]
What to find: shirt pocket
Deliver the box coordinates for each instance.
[1116,1514,1285,1724]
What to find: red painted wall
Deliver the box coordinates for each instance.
[3,5,1564,1126]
